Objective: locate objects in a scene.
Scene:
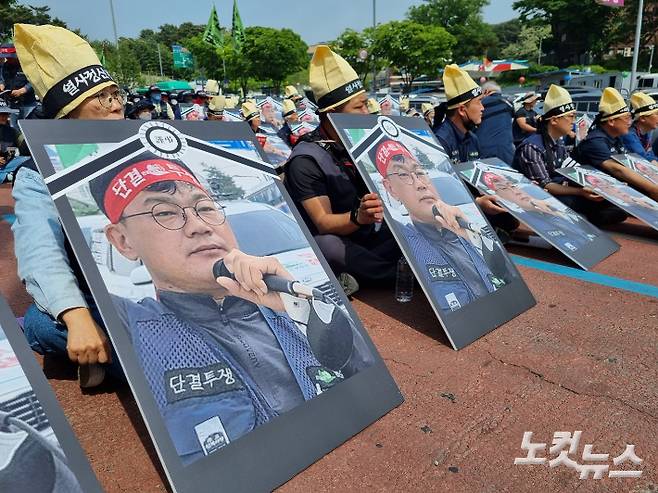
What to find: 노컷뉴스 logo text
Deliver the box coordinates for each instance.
[514,431,643,479]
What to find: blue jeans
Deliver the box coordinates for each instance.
[23,302,125,382]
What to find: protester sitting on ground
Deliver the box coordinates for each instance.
[367,98,380,115]
[515,84,627,226]
[284,46,408,294]
[475,81,515,165]
[573,87,658,202]
[207,95,226,121]
[284,84,303,107]
[0,99,19,168]
[0,43,37,124]
[421,103,434,127]
[622,92,658,163]
[11,23,125,388]
[433,64,521,240]
[277,98,299,145]
[241,100,262,133]
[512,92,540,146]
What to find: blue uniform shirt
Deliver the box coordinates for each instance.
[475,93,515,165]
[622,124,658,162]
[573,127,626,169]
[434,119,481,164]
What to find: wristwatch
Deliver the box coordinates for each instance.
[350,204,362,226]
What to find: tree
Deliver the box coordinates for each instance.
[605,0,658,49]
[407,0,497,62]
[489,19,522,59]
[332,27,383,85]
[243,27,307,94]
[513,0,613,65]
[0,0,66,41]
[372,20,455,93]
[103,38,143,87]
[501,25,551,62]
[203,165,244,201]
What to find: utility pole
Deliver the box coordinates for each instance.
[630,0,644,92]
[648,44,654,73]
[372,0,377,92]
[157,44,164,77]
[108,0,121,77]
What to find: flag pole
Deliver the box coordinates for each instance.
[630,0,644,93]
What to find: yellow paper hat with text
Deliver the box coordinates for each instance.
[443,64,482,109]
[542,85,575,118]
[309,45,365,112]
[598,87,629,121]
[630,92,658,119]
[14,23,116,119]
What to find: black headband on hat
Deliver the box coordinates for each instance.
[633,102,658,116]
[208,108,224,115]
[283,108,296,117]
[544,102,576,119]
[600,105,630,121]
[244,110,260,121]
[317,78,364,110]
[446,86,483,108]
[42,64,114,118]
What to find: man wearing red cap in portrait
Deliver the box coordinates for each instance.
[88,152,373,465]
[375,139,510,312]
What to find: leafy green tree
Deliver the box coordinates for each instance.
[103,38,144,87]
[372,20,455,93]
[489,19,522,59]
[0,0,66,41]
[501,25,551,62]
[243,27,307,94]
[407,0,497,61]
[331,27,382,85]
[513,0,612,65]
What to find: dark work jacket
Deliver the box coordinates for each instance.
[435,119,480,164]
[475,93,515,165]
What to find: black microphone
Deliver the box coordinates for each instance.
[212,259,354,370]
[213,260,324,300]
[432,204,477,232]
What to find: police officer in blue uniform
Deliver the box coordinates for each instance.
[475,81,515,165]
[515,84,627,226]
[374,139,508,311]
[573,87,658,202]
[90,153,374,465]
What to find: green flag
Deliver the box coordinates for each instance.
[231,0,246,53]
[203,4,224,48]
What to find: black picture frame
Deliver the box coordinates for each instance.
[19,119,403,493]
[329,114,536,350]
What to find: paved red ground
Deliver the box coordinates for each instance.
[1,183,656,492]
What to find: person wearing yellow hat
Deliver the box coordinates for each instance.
[366,97,380,115]
[622,92,658,163]
[284,84,303,105]
[276,98,299,145]
[512,92,540,146]
[574,87,658,201]
[515,84,627,226]
[11,24,126,388]
[421,102,434,126]
[207,95,226,121]
[434,64,518,238]
[240,100,261,133]
[284,45,399,294]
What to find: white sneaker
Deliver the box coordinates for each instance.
[78,364,106,389]
[338,272,359,296]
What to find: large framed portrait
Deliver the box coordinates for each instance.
[456,160,619,270]
[20,119,402,493]
[612,153,658,185]
[329,114,536,350]
[558,159,658,232]
[0,296,102,492]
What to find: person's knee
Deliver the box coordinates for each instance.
[314,234,347,270]
[22,304,68,356]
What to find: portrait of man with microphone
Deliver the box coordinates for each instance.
[87,152,374,465]
[374,139,511,313]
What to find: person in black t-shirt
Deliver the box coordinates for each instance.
[513,92,540,146]
[284,46,401,293]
